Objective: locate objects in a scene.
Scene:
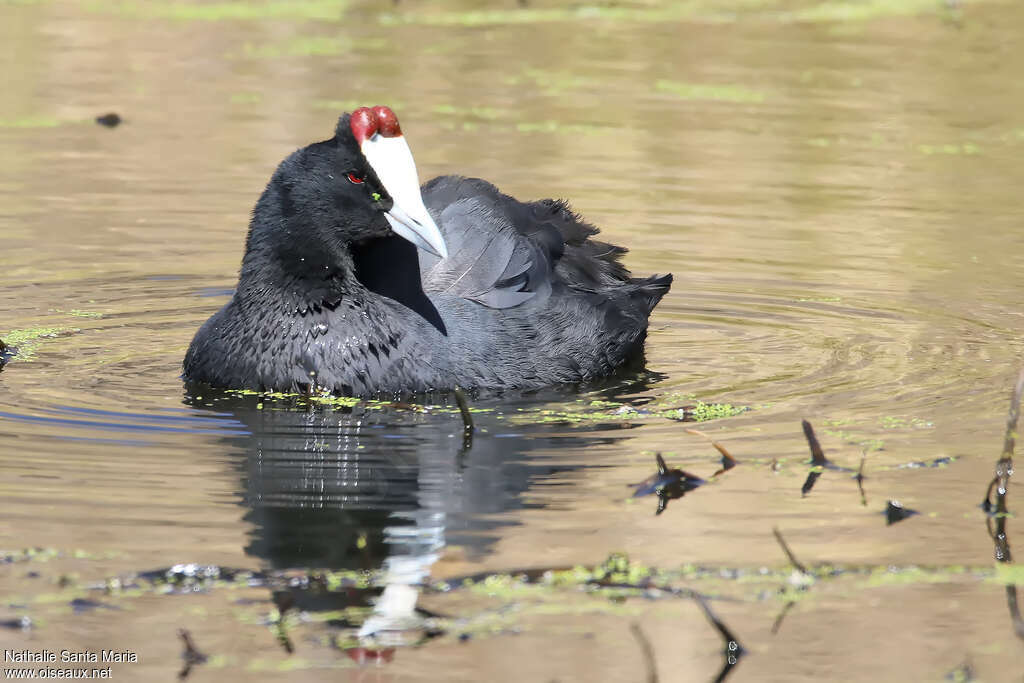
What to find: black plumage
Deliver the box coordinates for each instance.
[183,113,672,395]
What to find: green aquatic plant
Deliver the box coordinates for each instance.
[432,104,505,121]
[505,68,593,95]
[377,0,958,29]
[917,143,980,156]
[783,0,961,22]
[514,120,608,136]
[229,92,263,104]
[1,327,69,362]
[235,35,382,59]
[312,98,408,113]
[655,79,766,104]
[87,0,351,22]
[0,116,62,129]
[49,308,103,319]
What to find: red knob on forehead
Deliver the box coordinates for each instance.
[350,107,379,144]
[373,106,402,137]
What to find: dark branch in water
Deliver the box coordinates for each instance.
[631,453,706,515]
[802,420,827,465]
[685,428,739,476]
[770,600,796,635]
[453,387,474,433]
[799,420,854,496]
[454,387,475,456]
[982,369,1024,641]
[884,500,919,525]
[772,527,809,575]
[272,590,296,654]
[1001,369,1024,460]
[801,420,827,497]
[177,629,208,680]
[692,593,745,683]
[630,622,659,683]
[856,451,868,506]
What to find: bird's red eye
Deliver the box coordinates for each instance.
[347,172,365,184]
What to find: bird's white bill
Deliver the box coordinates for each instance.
[363,135,448,259]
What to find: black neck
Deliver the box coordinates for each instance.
[351,236,447,335]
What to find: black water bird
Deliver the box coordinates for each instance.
[184,107,672,394]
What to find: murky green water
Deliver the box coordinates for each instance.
[2,1,1024,680]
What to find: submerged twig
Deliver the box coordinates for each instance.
[856,451,868,507]
[1000,369,1024,461]
[799,420,852,496]
[801,420,827,497]
[772,527,808,575]
[630,622,659,683]
[692,594,744,683]
[177,629,208,680]
[802,420,827,466]
[452,387,475,458]
[884,500,919,525]
[631,453,706,515]
[685,428,739,476]
[272,590,296,654]
[983,369,1024,641]
[453,387,474,433]
[770,600,796,635]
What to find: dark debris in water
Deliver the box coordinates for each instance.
[70,598,121,614]
[177,629,208,681]
[631,453,706,515]
[693,593,745,683]
[95,112,123,128]
[629,623,658,683]
[0,338,12,371]
[983,369,1024,641]
[800,420,854,497]
[855,452,868,506]
[944,657,975,682]
[0,616,32,631]
[685,428,739,476]
[884,500,920,525]
[342,647,395,665]
[898,456,957,469]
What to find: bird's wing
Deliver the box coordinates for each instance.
[418,177,558,309]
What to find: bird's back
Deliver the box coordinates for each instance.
[407,175,672,388]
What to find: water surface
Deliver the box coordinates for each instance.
[2,1,1024,680]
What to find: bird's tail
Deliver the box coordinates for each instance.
[633,273,673,314]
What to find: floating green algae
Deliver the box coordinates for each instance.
[234,35,387,59]
[229,92,263,104]
[505,68,593,95]
[1,327,70,362]
[917,142,981,156]
[515,397,747,425]
[0,116,63,129]
[312,98,408,113]
[655,79,766,104]
[668,401,748,421]
[514,120,608,136]
[377,0,965,27]
[86,0,351,22]
[49,308,103,319]
[432,104,505,121]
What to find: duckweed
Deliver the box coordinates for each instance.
[655,79,766,104]
[1,327,70,362]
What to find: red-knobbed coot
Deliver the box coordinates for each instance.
[184,107,672,394]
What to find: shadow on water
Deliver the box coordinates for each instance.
[181,385,640,572]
